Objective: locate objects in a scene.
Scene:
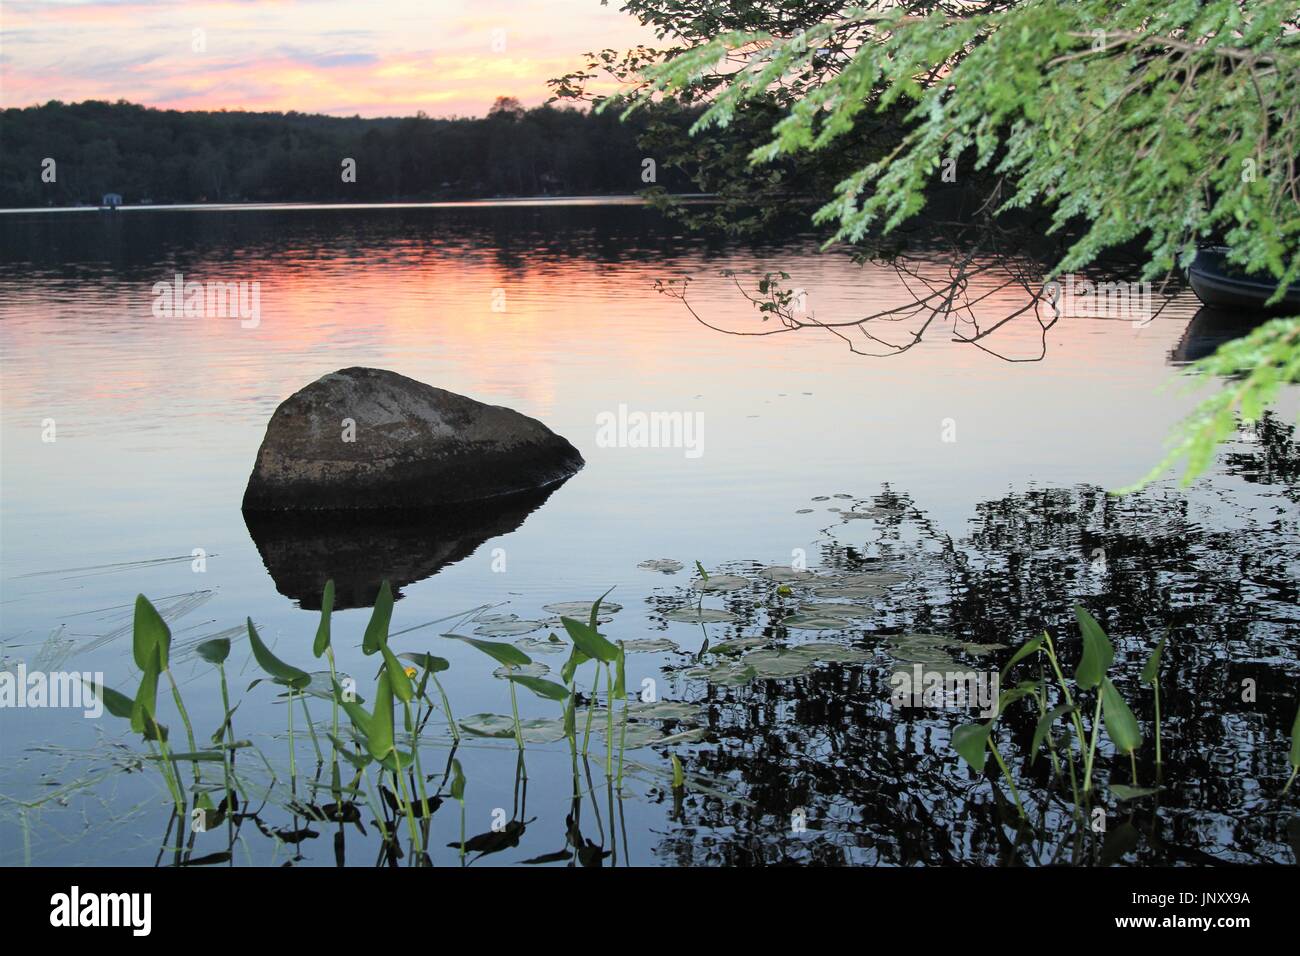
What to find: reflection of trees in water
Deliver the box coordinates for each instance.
[651,421,1300,865]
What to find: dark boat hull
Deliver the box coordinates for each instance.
[1187,248,1300,314]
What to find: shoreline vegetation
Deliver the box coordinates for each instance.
[0,98,700,210]
[0,194,717,214]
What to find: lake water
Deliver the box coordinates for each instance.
[1,201,1297,866]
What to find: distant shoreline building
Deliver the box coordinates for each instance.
[101,192,122,209]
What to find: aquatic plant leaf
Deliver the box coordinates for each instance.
[195,637,230,665]
[474,619,545,637]
[1000,633,1044,680]
[589,586,616,630]
[450,758,465,800]
[797,642,871,663]
[622,638,679,653]
[312,579,335,658]
[246,618,310,689]
[952,722,991,770]
[1099,821,1140,866]
[810,586,883,600]
[757,566,815,582]
[1074,606,1114,690]
[802,602,873,618]
[560,616,618,662]
[742,648,814,678]
[997,682,1040,716]
[779,612,851,630]
[131,645,162,736]
[1101,678,1142,754]
[84,679,134,721]
[960,642,1008,656]
[133,594,171,672]
[1030,703,1074,765]
[507,674,570,702]
[689,574,749,593]
[1140,636,1167,686]
[327,733,372,770]
[629,701,701,720]
[398,652,449,673]
[1110,784,1161,802]
[1289,702,1300,769]
[443,633,532,668]
[638,558,683,573]
[515,636,568,654]
[662,608,736,624]
[838,571,908,586]
[671,753,685,789]
[543,600,623,617]
[458,713,565,743]
[561,645,589,685]
[682,662,757,687]
[381,645,414,703]
[361,580,394,655]
[710,637,768,655]
[366,669,396,762]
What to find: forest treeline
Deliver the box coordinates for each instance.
[0,97,698,207]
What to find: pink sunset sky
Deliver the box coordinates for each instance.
[1,0,657,117]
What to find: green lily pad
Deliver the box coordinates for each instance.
[779,612,851,630]
[887,634,960,665]
[515,636,568,654]
[492,662,551,679]
[628,701,702,720]
[663,607,736,624]
[839,571,909,587]
[622,638,680,653]
[690,574,749,593]
[796,642,871,663]
[638,559,684,573]
[757,566,817,582]
[741,649,817,678]
[683,662,758,686]
[801,602,874,618]
[711,637,769,655]
[457,714,566,743]
[811,586,885,600]
[475,619,545,637]
[959,642,1009,656]
[543,601,623,617]
[1110,784,1162,802]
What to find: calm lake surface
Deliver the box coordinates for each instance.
[1,201,1297,866]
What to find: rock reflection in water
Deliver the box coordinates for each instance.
[242,483,565,609]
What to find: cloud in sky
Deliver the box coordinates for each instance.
[1,0,656,117]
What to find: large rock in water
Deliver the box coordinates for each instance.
[242,367,584,511]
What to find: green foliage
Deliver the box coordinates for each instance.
[133,594,171,672]
[1118,318,1300,489]
[195,636,231,665]
[361,581,394,656]
[244,618,310,690]
[442,634,532,668]
[1100,678,1142,755]
[0,99,692,206]
[1074,606,1115,690]
[312,579,335,658]
[615,0,1300,485]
